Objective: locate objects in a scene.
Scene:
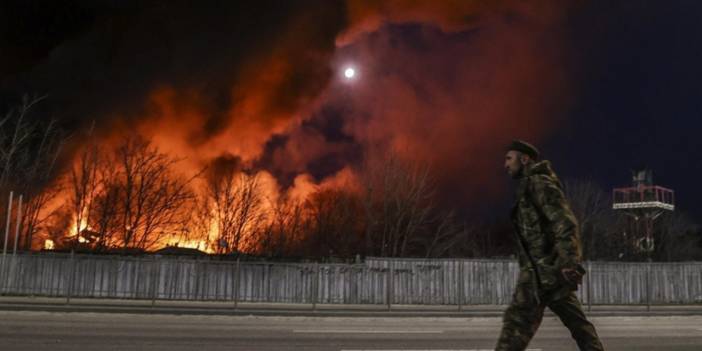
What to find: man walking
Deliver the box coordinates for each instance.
[496,140,605,351]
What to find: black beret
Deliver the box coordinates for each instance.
[507,140,539,160]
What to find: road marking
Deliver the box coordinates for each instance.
[294,329,444,334]
[340,349,542,351]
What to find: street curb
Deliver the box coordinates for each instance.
[2,302,702,318]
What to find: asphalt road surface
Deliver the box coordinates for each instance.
[1,311,701,351]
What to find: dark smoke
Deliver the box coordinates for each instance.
[2,0,577,218]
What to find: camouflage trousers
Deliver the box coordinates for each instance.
[495,283,605,351]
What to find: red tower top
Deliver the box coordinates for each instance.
[612,169,674,211]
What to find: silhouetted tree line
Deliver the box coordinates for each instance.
[1,98,700,260]
[0,96,66,251]
[563,179,702,262]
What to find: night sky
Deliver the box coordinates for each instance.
[545,1,702,221]
[2,1,702,223]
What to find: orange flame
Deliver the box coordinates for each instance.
[43,239,55,250]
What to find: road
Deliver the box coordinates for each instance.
[0,311,701,350]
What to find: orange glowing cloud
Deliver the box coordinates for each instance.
[35,0,579,251]
[330,0,576,202]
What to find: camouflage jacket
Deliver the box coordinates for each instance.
[511,160,583,296]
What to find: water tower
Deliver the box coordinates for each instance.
[612,169,674,255]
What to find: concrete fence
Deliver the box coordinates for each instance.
[1,253,701,306]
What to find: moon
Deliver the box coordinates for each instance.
[344,67,355,79]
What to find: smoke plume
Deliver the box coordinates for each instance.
[2,0,577,215]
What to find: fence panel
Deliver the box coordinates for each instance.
[1,253,701,305]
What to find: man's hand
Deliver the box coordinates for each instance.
[561,267,584,285]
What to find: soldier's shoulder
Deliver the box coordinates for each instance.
[528,173,558,188]
[527,174,565,202]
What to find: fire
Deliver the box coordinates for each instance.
[37,141,353,254]
[69,209,90,238]
[164,236,212,253]
[10,0,575,260]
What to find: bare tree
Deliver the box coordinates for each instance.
[160,206,206,251]
[563,178,618,260]
[89,177,121,251]
[202,160,266,254]
[0,96,43,190]
[421,210,464,258]
[654,212,699,261]
[360,155,438,257]
[67,126,101,239]
[0,95,66,250]
[112,136,196,251]
[302,188,363,257]
[256,196,304,257]
[43,208,72,250]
